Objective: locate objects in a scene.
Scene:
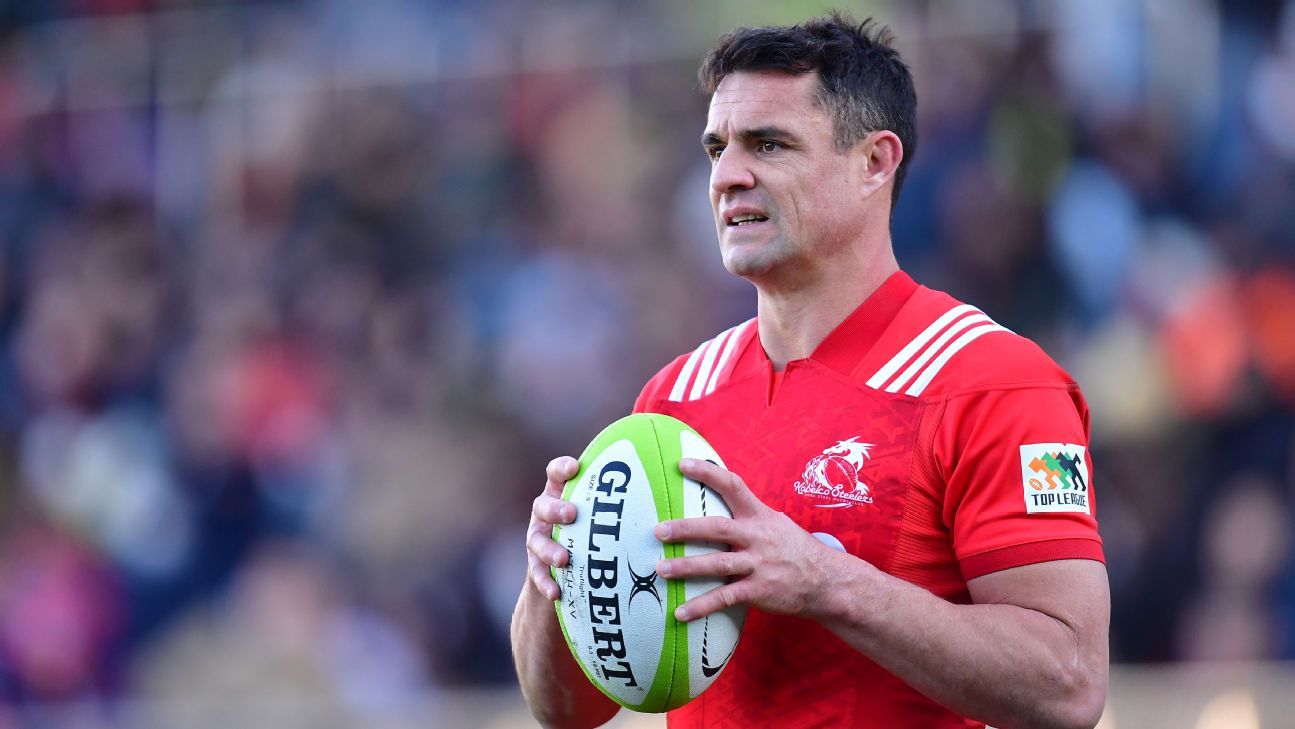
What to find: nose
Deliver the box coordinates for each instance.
[710,147,756,197]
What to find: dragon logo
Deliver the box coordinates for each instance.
[792,437,875,509]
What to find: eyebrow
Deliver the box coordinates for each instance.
[701,126,800,148]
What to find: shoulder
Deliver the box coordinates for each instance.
[634,318,757,412]
[859,285,1076,400]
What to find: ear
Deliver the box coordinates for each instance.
[854,130,903,201]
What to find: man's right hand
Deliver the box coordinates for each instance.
[514,455,620,728]
[526,456,580,600]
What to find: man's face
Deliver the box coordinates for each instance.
[703,71,866,283]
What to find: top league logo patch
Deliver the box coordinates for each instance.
[1020,443,1090,514]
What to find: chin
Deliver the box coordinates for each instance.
[722,250,784,280]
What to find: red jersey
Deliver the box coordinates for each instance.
[633,272,1103,728]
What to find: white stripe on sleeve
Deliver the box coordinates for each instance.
[884,313,993,393]
[904,324,1010,396]
[668,340,709,402]
[704,319,754,396]
[865,304,980,390]
[687,330,727,401]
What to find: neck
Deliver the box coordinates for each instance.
[755,244,899,371]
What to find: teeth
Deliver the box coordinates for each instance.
[730,214,766,225]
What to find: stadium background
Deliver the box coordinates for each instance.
[0,0,1293,726]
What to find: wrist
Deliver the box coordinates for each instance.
[807,547,884,629]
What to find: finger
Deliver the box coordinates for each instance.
[526,519,552,547]
[654,515,745,546]
[527,531,571,568]
[528,513,552,532]
[657,551,750,579]
[675,581,749,622]
[527,556,561,601]
[545,456,580,494]
[533,493,576,524]
[679,458,761,515]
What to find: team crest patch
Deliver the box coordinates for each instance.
[792,437,875,509]
[1020,443,1090,514]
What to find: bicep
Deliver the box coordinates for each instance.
[968,559,1110,662]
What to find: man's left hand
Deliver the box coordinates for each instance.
[655,457,842,622]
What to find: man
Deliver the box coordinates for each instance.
[513,12,1108,729]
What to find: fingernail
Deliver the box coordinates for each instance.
[657,560,671,577]
[562,505,575,521]
[679,458,697,471]
[655,522,671,539]
[548,585,559,600]
[675,606,690,621]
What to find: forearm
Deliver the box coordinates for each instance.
[812,555,1106,729]
[511,579,620,729]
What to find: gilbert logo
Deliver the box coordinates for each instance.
[1020,443,1090,514]
[793,437,875,509]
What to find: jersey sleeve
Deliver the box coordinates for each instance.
[632,353,690,414]
[933,385,1104,581]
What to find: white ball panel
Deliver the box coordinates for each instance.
[678,430,744,698]
[556,438,667,707]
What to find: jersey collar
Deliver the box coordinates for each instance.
[738,270,919,378]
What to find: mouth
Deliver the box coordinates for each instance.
[727,213,769,227]
[723,210,771,228]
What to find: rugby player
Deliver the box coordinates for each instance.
[514,13,1108,729]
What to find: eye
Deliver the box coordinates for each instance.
[759,140,781,154]
[707,146,725,161]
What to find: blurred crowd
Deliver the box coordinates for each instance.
[0,0,1292,723]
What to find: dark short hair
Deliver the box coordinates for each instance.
[699,11,917,210]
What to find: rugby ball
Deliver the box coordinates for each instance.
[552,413,745,712]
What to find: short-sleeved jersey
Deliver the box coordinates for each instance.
[633,271,1103,729]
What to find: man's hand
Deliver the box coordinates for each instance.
[654,457,839,622]
[514,455,621,729]
[526,456,580,600]
[652,456,1107,728]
